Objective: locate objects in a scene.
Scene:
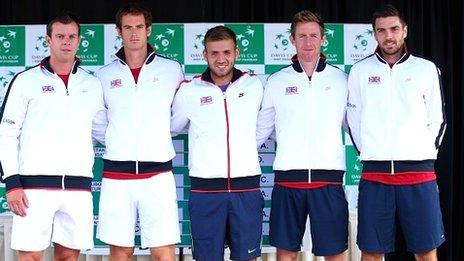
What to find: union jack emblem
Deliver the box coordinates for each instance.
[41,85,55,93]
[110,79,122,88]
[200,96,213,105]
[368,76,381,84]
[285,86,298,95]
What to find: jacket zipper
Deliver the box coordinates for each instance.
[389,68,395,175]
[307,78,312,183]
[135,81,139,174]
[223,92,231,192]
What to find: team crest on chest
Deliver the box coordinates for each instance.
[285,86,298,95]
[41,85,55,93]
[110,79,122,88]
[368,76,381,85]
[200,96,213,105]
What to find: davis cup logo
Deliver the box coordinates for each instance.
[0,30,16,54]
[0,70,16,88]
[353,29,373,51]
[322,28,334,52]
[153,28,175,52]
[35,35,48,53]
[273,30,291,51]
[236,26,255,52]
[193,33,205,50]
[80,29,95,53]
[113,35,123,52]
[0,26,25,66]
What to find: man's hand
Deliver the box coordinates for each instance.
[6,188,29,217]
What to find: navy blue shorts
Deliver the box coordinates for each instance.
[269,184,348,256]
[188,190,264,261]
[357,180,445,253]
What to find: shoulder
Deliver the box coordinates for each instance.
[153,54,182,69]
[266,64,294,83]
[96,60,120,76]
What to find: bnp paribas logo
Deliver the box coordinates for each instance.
[321,23,344,64]
[226,24,264,64]
[0,26,25,66]
[353,29,373,51]
[77,25,104,66]
[150,24,184,63]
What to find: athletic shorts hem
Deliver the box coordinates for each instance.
[97,237,135,248]
[313,245,348,257]
[407,238,445,254]
[269,240,300,252]
[11,243,50,252]
[52,240,94,251]
[357,243,393,254]
[141,239,180,249]
[230,251,262,261]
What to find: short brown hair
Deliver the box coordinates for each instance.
[115,2,152,29]
[290,10,324,37]
[203,25,237,46]
[46,11,80,37]
[372,4,406,29]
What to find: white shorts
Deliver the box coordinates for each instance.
[11,189,94,251]
[97,171,180,248]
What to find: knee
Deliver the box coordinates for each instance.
[414,249,437,261]
[276,248,299,261]
[18,251,43,261]
[53,244,80,261]
[110,245,134,259]
[150,245,175,261]
[361,251,383,261]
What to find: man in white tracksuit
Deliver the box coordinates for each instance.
[347,5,446,261]
[171,25,264,261]
[0,12,104,261]
[256,10,349,261]
[93,3,183,260]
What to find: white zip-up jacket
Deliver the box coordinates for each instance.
[256,55,347,180]
[94,46,184,169]
[171,68,263,191]
[347,50,446,161]
[0,57,105,192]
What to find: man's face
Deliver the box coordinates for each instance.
[374,16,407,56]
[203,39,239,84]
[290,22,325,63]
[118,14,151,51]
[47,22,80,64]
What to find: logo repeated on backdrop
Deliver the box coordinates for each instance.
[150,24,184,63]
[0,67,25,104]
[0,188,9,213]
[25,25,49,65]
[103,24,123,64]
[345,146,362,185]
[343,24,376,65]
[0,26,25,66]
[77,25,104,66]
[322,23,344,65]
[264,24,295,74]
[183,23,222,74]
[226,24,264,65]
[0,22,372,244]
